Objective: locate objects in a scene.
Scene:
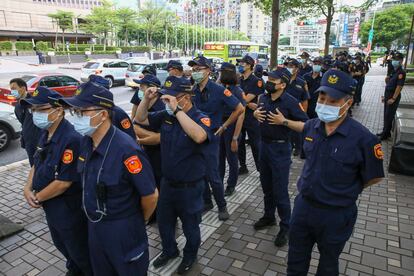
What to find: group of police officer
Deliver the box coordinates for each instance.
[10,48,407,275]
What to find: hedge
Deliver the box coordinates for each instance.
[120,46,151,52]
[15,41,34,51]
[35,41,49,51]
[0,41,12,51]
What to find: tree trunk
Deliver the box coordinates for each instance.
[104,32,107,51]
[147,30,150,46]
[62,30,65,52]
[270,0,280,69]
[165,25,168,50]
[324,0,334,56]
[55,23,58,50]
[125,29,129,46]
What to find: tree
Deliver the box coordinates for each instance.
[360,4,414,50]
[279,36,290,45]
[115,8,138,46]
[138,1,165,46]
[48,10,74,50]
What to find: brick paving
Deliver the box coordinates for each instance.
[1,66,414,276]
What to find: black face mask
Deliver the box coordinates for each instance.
[265,82,277,94]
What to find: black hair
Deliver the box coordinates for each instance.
[9,78,27,90]
[219,69,238,85]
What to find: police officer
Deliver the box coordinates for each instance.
[303,57,324,119]
[253,68,308,247]
[10,78,42,166]
[142,64,157,76]
[189,56,244,220]
[60,84,158,276]
[165,60,184,77]
[130,74,162,120]
[298,52,312,77]
[377,52,406,140]
[218,63,246,196]
[136,76,213,274]
[237,54,264,174]
[286,59,310,156]
[269,69,385,275]
[254,64,264,81]
[21,87,92,276]
[351,54,366,106]
[88,75,136,139]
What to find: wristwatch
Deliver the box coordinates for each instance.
[282,120,289,126]
[173,105,183,116]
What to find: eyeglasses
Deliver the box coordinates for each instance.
[70,108,103,117]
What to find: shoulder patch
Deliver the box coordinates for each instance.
[121,118,131,129]
[373,143,384,160]
[62,149,73,164]
[398,74,404,80]
[200,117,211,127]
[257,80,263,88]
[124,155,143,174]
[224,89,232,97]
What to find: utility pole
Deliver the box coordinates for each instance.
[404,14,414,69]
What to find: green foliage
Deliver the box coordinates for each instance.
[35,41,49,51]
[15,41,33,51]
[47,10,74,32]
[0,41,12,51]
[120,46,151,52]
[360,4,414,49]
[279,36,290,45]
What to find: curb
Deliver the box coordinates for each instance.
[0,159,29,173]
[58,66,82,70]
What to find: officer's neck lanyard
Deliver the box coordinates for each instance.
[82,127,117,223]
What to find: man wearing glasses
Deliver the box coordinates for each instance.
[59,82,158,276]
[21,87,92,276]
[165,60,184,78]
[188,56,244,221]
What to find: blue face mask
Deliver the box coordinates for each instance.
[165,103,174,116]
[32,110,57,130]
[137,90,144,100]
[391,60,401,68]
[71,111,103,137]
[238,66,245,74]
[312,65,321,73]
[287,68,294,75]
[10,90,20,99]
[315,101,349,123]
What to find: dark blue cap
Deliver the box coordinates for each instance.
[188,56,212,68]
[133,74,161,87]
[59,81,114,109]
[142,64,157,76]
[236,55,255,66]
[20,86,62,107]
[88,75,110,89]
[160,76,193,96]
[393,52,404,60]
[254,64,264,73]
[165,60,183,71]
[219,62,236,72]
[264,68,291,84]
[312,57,324,63]
[287,58,300,67]
[316,69,356,100]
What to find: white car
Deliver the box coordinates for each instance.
[80,59,130,87]
[0,102,21,152]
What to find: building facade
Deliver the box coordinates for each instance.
[239,2,271,44]
[287,19,326,53]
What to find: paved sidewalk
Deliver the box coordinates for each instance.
[1,69,414,276]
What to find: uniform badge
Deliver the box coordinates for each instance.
[398,74,404,80]
[124,155,142,174]
[224,89,232,97]
[165,80,172,88]
[62,149,73,164]
[328,74,338,84]
[75,89,81,96]
[33,89,39,97]
[305,137,313,142]
[257,80,263,88]
[374,143,384,160]
[200,117,211,127]
[121,118,131,129]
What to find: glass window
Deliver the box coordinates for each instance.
[39,76,60,88]
[83,62,100,69]
[57,76,80,86]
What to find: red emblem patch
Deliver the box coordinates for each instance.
[224,89,232,97]
[124,155,143,174]
[200,117,211,127]
[257,80,263,88]
[374,144,384,160]
[121,118,131,129]
[62,149,73,164]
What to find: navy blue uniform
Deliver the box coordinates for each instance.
[382,66,406,137]
[288,117,384,276]
[351,62,365,104]
[79,126,156,276]
[303,72,323,119]
[193,79,240,210]
[219,84,246,190]
[33,119,92,275]
[298,64,312,78]
[239,73,264,171]
[14,94,42,166]
[148,107,212,263]
[112,105,135,140]
[258,92,308,230]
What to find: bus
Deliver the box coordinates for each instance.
[203,41,269,64]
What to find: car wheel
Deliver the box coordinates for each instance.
[105,76,114,88]
[0,125,11,152]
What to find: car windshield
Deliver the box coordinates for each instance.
[128,63,146,72]
[21,75,37,87]
[83,62,100,69]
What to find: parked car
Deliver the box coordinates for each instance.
[242,52,270,70]
[0,102,21,152]
[22,73,81,97]
[81,59,130,87]
[0,88,17,106]
[125,59,172,88]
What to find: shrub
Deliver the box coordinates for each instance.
[35,41,49,51]
[15,41,34,51]
[120,46,151,52]
[0,41,12,51]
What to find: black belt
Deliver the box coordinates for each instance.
[302,195,344,210]
[262,137,288,144]
[167,178,202,188]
